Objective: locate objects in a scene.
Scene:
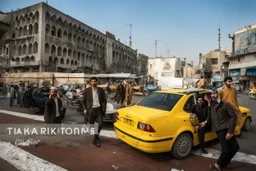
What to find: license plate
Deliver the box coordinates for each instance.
[123,118,134,126]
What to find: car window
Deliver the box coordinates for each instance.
[184,95,195,112]
[137,92,183,111]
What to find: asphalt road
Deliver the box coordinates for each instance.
[0,92,255,155]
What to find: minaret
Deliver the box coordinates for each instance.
[218,25,221,50]
[129,24,132,48]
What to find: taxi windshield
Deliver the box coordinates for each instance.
[137,92,183,111]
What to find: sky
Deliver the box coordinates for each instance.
[1,0,256,65]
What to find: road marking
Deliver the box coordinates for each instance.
[1,109,256,165]
[0,140,67,171]
[192,148,256,165]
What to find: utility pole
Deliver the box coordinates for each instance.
[129,24,132,48]
[155,39,162,58]
[167,49,171,58]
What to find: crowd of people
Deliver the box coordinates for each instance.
[9,81,38,108]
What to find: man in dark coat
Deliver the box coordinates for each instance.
[191,95,211,154]
[209,88,239,171]
[44,87,66,124]
[116,81,125,106]
[83,77,107,147]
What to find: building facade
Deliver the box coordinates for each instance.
[0,12,10,75]
[104,31,137,74]
[0,2,138,74]
[228,24,256,88]
[148,57,182,80]
[136,53,148,76]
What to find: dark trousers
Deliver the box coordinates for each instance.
[55,116,62,124]
[88,107,104,135]
[9,97,14,107]
[216,129,239,167]
[198,124,209,150]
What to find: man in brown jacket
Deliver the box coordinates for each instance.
[218,76,242,136]
[124,81,133,106]
[209,88,239,171]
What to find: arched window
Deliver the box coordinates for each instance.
[73,50,76,59]
[57,46,62,56]
[45,24,50,34]
[63,48,67,57]
[33,42,38,53]
[77,52,80,60]
[57,28,62,38]
[68,33,72,41]
[51,45,56,55]
[28,24,33,35]
[63,31,67,39]
[28,43,32,54]
[60,58,64,64]
[34,22,38,34]
[23,25,27,36]
[51,26,56,36]
[45,43,50,54]
[35,11,39,21]
[22,44,27,55]
[68,49,71,57]
[18,45,22,55]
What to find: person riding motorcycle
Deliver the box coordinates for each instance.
[252,83,256,93]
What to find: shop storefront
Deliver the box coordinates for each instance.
[229,69,240,83]
[247,68,256,86]
[211,75,223,88]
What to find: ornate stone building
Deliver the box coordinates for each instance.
[104,31,137,73]
[0,2,138,74]
[136,53,148,76]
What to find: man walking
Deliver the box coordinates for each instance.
[44,87,66,124]
[116,81,125,106]
[83,77,107,147]
[191,95,211,154]
[209,88,239,171]
[218,76,242,136]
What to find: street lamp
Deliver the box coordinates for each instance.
[167,49,171,58]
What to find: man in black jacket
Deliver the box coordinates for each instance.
[44,87,66,123]
[191,95,211,154]
[209,88,239,171]
[83,77,107,147]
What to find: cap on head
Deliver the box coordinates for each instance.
[50,86,58,91]
[211,87,218,93]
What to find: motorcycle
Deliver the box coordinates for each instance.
[249,89,256,100]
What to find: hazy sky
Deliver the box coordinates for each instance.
[1,0,256,65]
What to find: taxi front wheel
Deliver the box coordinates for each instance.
[171,133,193,159]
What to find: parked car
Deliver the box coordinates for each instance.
[114,88,252,159]
[30,87,117,122]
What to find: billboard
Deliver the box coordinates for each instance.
[160,61,174,77]
[235,28,256,55]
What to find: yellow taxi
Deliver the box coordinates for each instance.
[114,89,252,159]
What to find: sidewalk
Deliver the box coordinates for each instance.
[0,113,256,171]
